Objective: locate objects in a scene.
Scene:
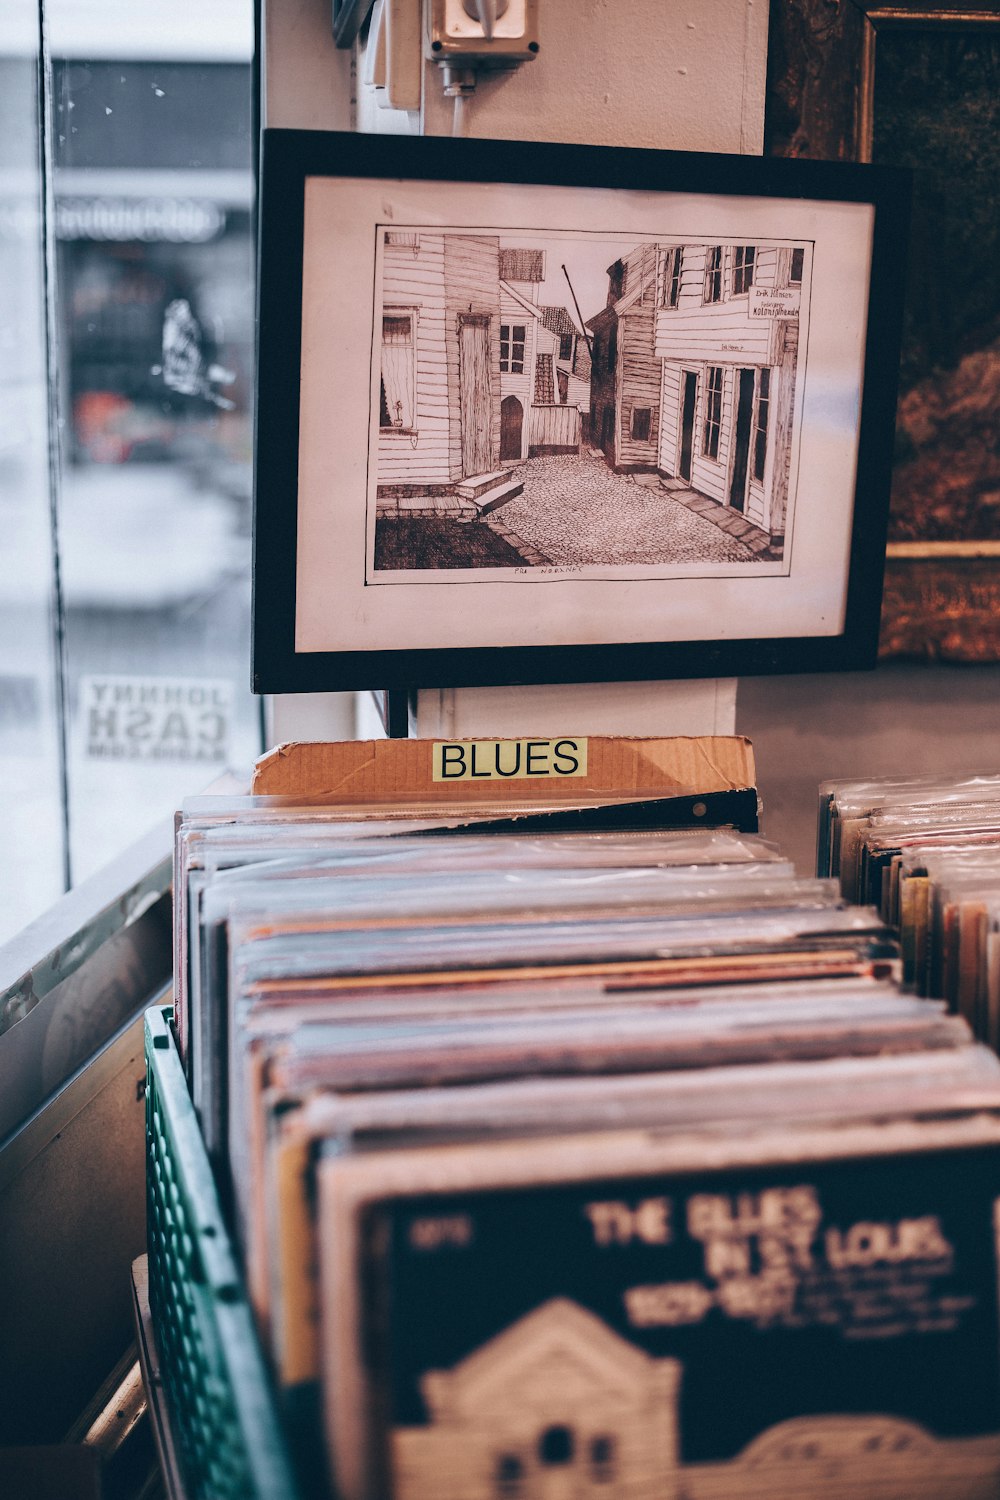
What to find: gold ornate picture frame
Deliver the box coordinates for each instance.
[766,1,1000,661]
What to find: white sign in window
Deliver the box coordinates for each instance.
[80,676,233,764]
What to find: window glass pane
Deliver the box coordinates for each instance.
[381,311,415,428]
[753,366,770,482]
[733,244,755,295]
[663,246,682,309]
[0,4,67,939]
[704,245,723,304]
[46,1,261,882]
[703,366,723,458]
[631,406,651,441]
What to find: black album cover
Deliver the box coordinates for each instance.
[367,1146,1000,1499]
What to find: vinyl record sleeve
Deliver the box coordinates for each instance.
[230,969,907,1282]
[818,775,1000,895]
[265,997,966,1094]
[316,1118,1000,1500]
[248,997,972,1399]
[223,909,897,1216]
[184,819,783,1133]
[256,1051,1000,1362]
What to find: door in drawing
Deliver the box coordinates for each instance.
[729,367,755,512]
[500,395,523,461]
[678,370,698,482]
[459,315,492,476]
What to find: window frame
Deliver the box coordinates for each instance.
[662,245,683,308]
[703,364,724,459]
[631,405,652,442]
[752,365,772,483]
[732,244,756,295]
[500,322,526,375]
[28,22,263,904]
[704,244,724,304]
[379,306,417,432]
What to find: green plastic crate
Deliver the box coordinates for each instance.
[145,1005,302,1500]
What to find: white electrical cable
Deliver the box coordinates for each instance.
[452,92,468,137]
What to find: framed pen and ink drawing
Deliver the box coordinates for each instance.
[767,1,1000,661]
[252,129,907,693]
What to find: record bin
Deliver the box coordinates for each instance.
[144,1004,301,1500]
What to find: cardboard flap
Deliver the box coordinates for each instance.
[251,736,756,804]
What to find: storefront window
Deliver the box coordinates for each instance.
[0,0,261,916]
[0,3,66,940]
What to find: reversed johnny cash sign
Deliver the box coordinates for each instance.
[369,1149,1000,1500]
[252,131,908,691]
[80,675,232,764]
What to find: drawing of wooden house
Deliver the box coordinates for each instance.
[588,240,802,546]
[494,253,584,460]
[542,304,590,444]
[587,242,662,473]
[376,231,523,520]
[496,253,542,464]
[525,306,584,456]
[542,306,581,401]
[567,336,593,428]
[654,241,802,543]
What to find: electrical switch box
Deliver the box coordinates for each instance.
[427,0,540,66]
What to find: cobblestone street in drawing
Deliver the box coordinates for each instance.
[374,450,771,570]
[486,452,758,566]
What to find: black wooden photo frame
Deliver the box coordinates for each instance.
[252,128,909,694]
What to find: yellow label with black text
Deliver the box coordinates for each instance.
[432,738,588,782]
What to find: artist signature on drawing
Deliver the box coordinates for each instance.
[514,566,583,576]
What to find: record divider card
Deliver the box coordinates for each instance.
[250,735,760,833]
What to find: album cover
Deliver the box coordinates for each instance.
[318,1123,1000,1500]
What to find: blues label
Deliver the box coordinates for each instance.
[432,738,587,782]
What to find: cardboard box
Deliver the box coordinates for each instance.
[251,736,756,806]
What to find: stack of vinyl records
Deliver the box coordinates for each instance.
[820,773,1000,1045]
[175,779,1000,1500]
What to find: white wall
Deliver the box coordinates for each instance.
[262,0,353,130]
[417,0,767,150]
[346,0,768,146]
[739,665,1000,877]
[265,1,767,146]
